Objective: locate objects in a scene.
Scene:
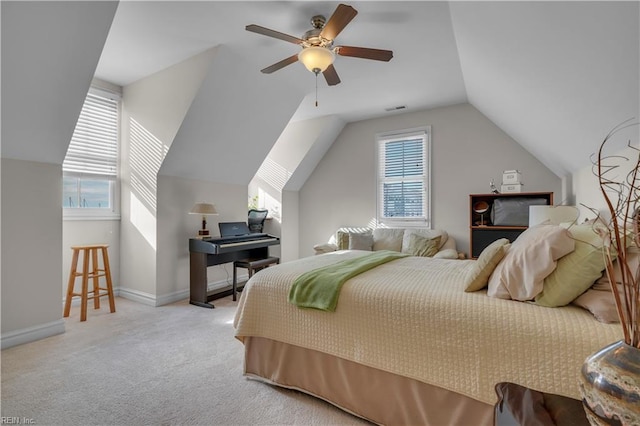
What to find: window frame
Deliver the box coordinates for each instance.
[376,126,431,226]
[63,86,121,221]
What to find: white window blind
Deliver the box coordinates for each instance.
[63,88,120,215]
[377,128,430,223]
[63,92,118,177]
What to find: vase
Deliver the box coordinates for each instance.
[579,340,640,426]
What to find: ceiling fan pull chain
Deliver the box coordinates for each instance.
[315,70,319,107]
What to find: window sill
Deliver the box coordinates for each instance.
[63,212,121,221]
[380,218,430,227]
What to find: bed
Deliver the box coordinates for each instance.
[233,249,622,425]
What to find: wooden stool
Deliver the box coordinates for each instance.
[232,257,279,301]
[64,244,116,321]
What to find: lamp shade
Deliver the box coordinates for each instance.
[529,205,579,227]
[298,46,335,73]
[189,202,218,215]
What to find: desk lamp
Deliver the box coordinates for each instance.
[189,202,218,237]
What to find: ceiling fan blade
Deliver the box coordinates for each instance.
[323,64,341,86]
[246,24,303,45]
[336,46,393,62]
[260,54,299,74]
[320,4,358,40]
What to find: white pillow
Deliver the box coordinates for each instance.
[372,228,405,251]
[313,243,337,255]
[487,224,575,301]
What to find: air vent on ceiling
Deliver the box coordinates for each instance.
[385,105,406,112]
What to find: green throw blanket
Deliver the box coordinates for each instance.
[288,250,409,312]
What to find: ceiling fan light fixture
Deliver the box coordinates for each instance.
[298,46,335,74]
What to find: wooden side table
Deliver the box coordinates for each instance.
[494,382,589,426]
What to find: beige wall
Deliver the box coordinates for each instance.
[62,220,120,300]
[1,159,64,347]
[156,175,250,302]
[298,103,562,258]
[119,48,215,305]
[281,190,299,263]
[248,116,345,263]
[1,1,117,348]
[572,126,640,223]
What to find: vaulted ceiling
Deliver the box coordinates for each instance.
[96,1,640,178]
[2,1,638,183]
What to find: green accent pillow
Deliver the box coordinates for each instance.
[407,234,441,257]
[536,224,608,307]
[336,231,350,250]
[464,238,510,292]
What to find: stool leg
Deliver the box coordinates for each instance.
[102,247,116,313]
[64,249,79,318]
[232,264,238,302]
[80,249,90,322]
[91,248,101,310]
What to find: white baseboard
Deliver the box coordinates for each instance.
[3,275,249,349]
[117,287,158,306]
[1,319,65,350]
[153,288,190,307]
[118,275,248,307]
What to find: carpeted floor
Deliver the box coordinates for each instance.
[1,296,370,426]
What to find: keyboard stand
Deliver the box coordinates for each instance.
[189,241,275,308]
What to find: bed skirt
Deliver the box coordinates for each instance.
[243,336,494,426]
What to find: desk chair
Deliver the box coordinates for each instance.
[248,209,268,233]
[233,209,276,301]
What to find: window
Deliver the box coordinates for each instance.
[63,88,120,219]
[377,127,430,224]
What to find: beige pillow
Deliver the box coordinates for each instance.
[572,287,624,323]
[336,228,371,250]
[487,224,575,301]
[402,229,448,253]
[464,239,510,292]
[372,228,405,251]
[536,223,607,307]
[433,248,459,259]
[407,234,441,257]
[349,233,374,251]
[594,249,640,288]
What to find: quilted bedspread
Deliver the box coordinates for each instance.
[233,250,622,404]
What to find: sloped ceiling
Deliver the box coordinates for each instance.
[2,1,638,183]
[1,1,118,163]
[450,1,640,176]
[158,45,307,184]
[96,1,467,124]
[93,1,639,180]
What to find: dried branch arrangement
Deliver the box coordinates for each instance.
[591,119,640,348]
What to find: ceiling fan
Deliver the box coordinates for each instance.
[246,3,393,87]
